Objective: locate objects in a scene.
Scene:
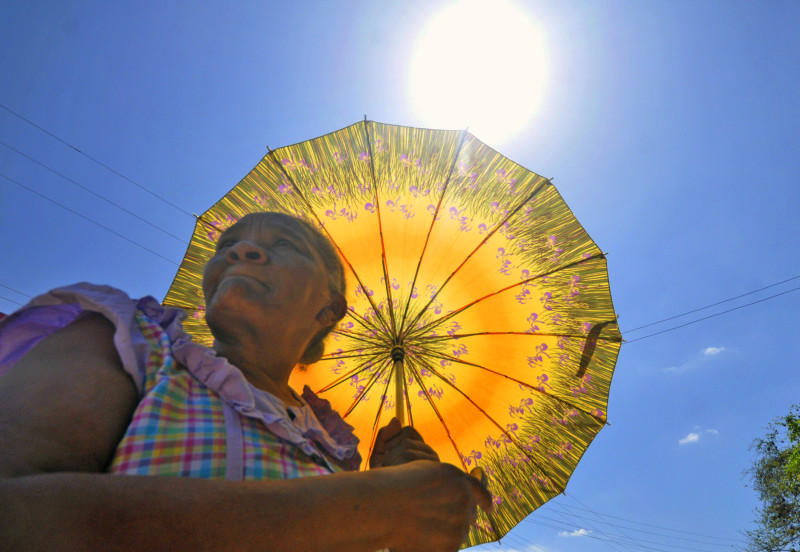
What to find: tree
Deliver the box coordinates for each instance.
[743,404,800,552]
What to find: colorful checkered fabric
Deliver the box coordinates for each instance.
[109,310,337,479]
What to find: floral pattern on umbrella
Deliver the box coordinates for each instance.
[165,120,621,548]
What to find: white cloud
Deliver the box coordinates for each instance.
[679,428,719,445]
[558,528,592,537]
[664,346,726,373]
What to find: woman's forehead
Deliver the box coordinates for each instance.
[224,212,311,240]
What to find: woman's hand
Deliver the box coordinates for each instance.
[369,417,439,468]
[378,460,494,552]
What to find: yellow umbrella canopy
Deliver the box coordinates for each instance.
[165,120,621,547]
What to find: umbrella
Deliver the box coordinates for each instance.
[165,120,621,547]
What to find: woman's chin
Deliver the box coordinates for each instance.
[206,284,275,333]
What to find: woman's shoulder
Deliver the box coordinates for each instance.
[0,283,187,391]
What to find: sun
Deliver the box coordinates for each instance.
[409,0,548,146]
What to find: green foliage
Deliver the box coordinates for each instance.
[743,405,800,552]
[786,411,800,476]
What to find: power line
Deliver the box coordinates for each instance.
[2,100,797,346]
[528,518,680,552]
[625,275,800,333]
[0,103,195,218]
[478,496,744,552]
[522,510,737,552]
[0,294,25,307]
[624,287,800,344]
[555,500,742,543]
[1,140,187,244]
[1,173,179,266]
[550,497,643,552]
[0,283,31,298]
[541,508,734,548]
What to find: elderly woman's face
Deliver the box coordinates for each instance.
[202,213,333,353]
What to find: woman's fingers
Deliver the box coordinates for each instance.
[369,418,402,468]
[382,428,440,466]
[376,417,403,443]
[370,419,439,468]
[468,471,494,514]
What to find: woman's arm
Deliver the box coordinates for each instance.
[1,460,489,552]
[0,313,137,477]
[0,314,490,552]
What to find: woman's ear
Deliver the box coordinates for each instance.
[317,292,347,327]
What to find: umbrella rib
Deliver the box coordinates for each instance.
[161,301,200,311]
[404,252,608,342]
[401,178,550,342]
[418,359,554,479]
[316,352,389,395]
[418,348,608,425]
[412,355,504,544]
[415,330,622,344]
[338,356,394,419]
[342,310,396,350]
[320,349,383,361]
[265,148,395,338]
[365,363,398,469]
[334,321,393,349]
[406,358,470,472]
[195,215,221,234]
[396,129,469,339]
[361,118,399,340]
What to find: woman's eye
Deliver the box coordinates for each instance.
[217,239,236,250]
[275,239,296,249]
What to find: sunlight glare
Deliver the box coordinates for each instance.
[410,0,547,146]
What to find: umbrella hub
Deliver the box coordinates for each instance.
[390,346,405,362]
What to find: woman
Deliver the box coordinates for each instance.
[0,212,491,551]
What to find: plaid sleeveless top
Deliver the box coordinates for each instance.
[0,284,361,481]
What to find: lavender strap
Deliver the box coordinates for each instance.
[222,401,245,480]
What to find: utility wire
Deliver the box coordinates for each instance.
[555,501,742,543]
[527,515,728,552]
[0,283,31,298]
[0,103,782,552]
[1,140,187,244]
[479,497,744,552]
[538,510,735,548]
[547,500,640,552]
[527,518,680,552]
[563,494,652,550]
[625,275,800,333]
[544,503,636,552]
[624,287,800,344]
[2,100,796,347]
[0,294,25,307]
[0,103,194,218]
[1,173,179,266]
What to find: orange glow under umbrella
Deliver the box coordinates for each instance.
[165,120,621,547]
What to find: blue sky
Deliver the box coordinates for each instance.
[2,1,799,550]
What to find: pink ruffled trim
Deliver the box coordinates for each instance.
[170,335,362,470]
[301,386,362,471]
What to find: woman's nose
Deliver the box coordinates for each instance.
[226,241,268,263]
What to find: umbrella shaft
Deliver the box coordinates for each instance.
[394,358,405,425]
